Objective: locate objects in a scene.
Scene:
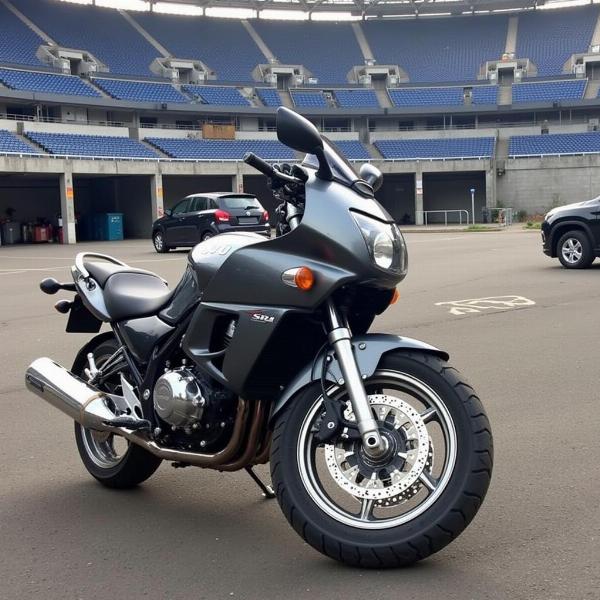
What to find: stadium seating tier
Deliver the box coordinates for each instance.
[26,132,158,159]
[0,68,100,97]
[92,78,188,103]
[375,137,495,160]
[147,138,295,160]
[509,132,600,157]
[183,86,250,106]
[0,129,40,155]
[512,80,587,103]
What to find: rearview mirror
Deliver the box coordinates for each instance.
[360,163,383,193]
[277,107,323,155]
[163,208,172,217]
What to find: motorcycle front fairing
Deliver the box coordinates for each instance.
[182,162,408,402]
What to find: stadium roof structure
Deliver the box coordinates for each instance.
[148,0,577,18]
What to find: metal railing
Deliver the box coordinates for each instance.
[416,210,470,226]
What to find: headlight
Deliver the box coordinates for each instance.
[351,211,408,275]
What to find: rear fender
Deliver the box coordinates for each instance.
[71,331,117,374]
[270,333,448,424]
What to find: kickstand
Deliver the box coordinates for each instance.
[245,467,276,499]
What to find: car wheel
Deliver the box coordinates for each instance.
[201,231,214,242]
[557,230,594,269]
[153,231,169,253]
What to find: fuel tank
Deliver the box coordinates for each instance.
[187,232,267,290]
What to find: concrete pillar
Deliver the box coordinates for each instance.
[59,168,76,244]
[414,165,424,225]
[150,172,164,220]
[485,165,497,208]
[232,164,244,194]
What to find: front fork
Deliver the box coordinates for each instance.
[325,300,387,458]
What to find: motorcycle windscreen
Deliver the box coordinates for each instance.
[302,137,360,185]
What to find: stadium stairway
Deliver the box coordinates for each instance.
[498,84,512,105]
[585,80,600,99]
[375,88,393,109]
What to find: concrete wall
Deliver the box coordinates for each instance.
[498,154,600,215]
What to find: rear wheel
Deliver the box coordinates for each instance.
[270,351,493,568]
[74,339,162,488]
[153,230,170,253]
[201,231,214,242]
[557,230,594,269]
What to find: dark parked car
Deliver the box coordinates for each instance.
[541,197,600,268]
[152,192,270,252]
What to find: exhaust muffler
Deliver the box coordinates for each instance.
[25,357,118,431]
[24,357,251,468]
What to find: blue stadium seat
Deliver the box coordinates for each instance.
[512,80,586,103]
[334,89,379,109]
[0,129,40,155]
[508,132,600,157]
[375,137,495,160]
[0,2,42,67]
[134,13,264,82]
[472,86,498,105]
[290,90,328,108]
[92,78,188,103]
[26,132,158,159]
[332,141,371,160]
[13,0,159,77]
[516,6,598,77]
[256,88,282,107]
[252,21,363,84]
[183,85,250,106]
[146,138,295,161]
[363,16,508,83]
[389,87,464,107]
[0,68,100,97]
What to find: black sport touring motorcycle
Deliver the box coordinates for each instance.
[25,108,492,568]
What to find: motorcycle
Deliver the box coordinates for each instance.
[25,107,492,568]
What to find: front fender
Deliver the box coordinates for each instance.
[270,333,448,424]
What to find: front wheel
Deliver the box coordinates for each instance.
[557,230,594,269]
[270,350,493,568]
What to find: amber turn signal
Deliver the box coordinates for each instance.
[390,288,400,305]
[295,267,315,291]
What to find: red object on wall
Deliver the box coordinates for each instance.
[34,225,52,243]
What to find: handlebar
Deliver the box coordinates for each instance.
[243,152,306,185]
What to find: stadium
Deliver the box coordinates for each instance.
[1,0,600,243]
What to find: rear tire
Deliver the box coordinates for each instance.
[73,339,161,489]
[557,230,594,269]
[270,350,493,568]
[201,231,214,241]
[153,230,170,253]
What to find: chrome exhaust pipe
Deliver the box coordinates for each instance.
[25,357,117,431]
[25,357,251,469]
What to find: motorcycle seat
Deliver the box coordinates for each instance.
[84,260,173,321]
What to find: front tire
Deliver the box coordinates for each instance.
[153,230,170,253]
[74,339,162,489]
[557,230,594,269]
[270,351,493,568]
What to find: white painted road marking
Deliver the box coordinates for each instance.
[436,295,536,316]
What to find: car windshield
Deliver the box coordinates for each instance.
[302,137,360,186]
[221,196,262,209]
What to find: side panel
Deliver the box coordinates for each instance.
[269,333,449,423]
[182,301,308,395]
[116,316,174,364]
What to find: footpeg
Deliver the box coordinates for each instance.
[245,467,276,499]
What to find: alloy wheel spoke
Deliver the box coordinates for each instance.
[359,498,374,521]
[420,407,438,424]
[419,471,438,492]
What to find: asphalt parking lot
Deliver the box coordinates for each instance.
[1,230,598,600]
